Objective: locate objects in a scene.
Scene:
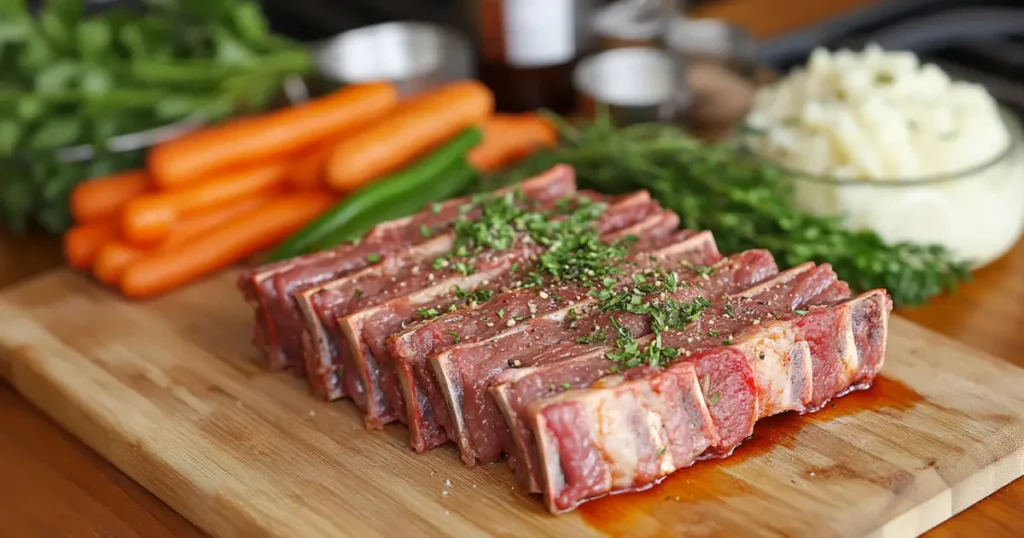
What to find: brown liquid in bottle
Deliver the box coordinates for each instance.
[469,0,588,114]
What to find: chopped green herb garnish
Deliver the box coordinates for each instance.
[452,261,475,275]
[707,392,722,405]
[353,289,363,299]
[576,329,606,345]
[367,254,382,263]
[447,330,461,343]
[523,272,545,288]
[431,202,443,214]
[562,382,571,390]
[603,318,681,369]
[707,329,721,337]
[420,225,432,238]
[662,271,679,292]
[497,308,506,318]
[417,308,441,319]
[470,289,493,303]
[794,309,808,316]
[682,260,715,278]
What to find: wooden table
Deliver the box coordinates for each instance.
[2,1,1023,536]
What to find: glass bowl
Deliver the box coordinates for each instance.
[743,106,1024,269]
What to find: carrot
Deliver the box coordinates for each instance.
[94,195,277,285]
[467,113,558,173]
[93,242,146,286]
[122,161,288,245]
[288,137,342,192]
[64,220,118,270]
[120,193,335,299]
[148,83,399,190]
[70,170,150,223]
[326,80,494,192]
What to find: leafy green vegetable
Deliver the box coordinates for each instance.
[484,112,971,307]
[0,0,312,234]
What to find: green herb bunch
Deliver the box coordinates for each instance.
[484,112,971,307]
[0,0,313,233]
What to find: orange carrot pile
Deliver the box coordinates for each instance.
[94,195,274,286]
[61,80,557,300]
[468,114,558,173]
[121,193,333,299]
[288,137,345,192]
[64,220,119,270]
[122,161,288,244]
[148,82,399,190]
[70,170,150,223]
[326,80,494,191]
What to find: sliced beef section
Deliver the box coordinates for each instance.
[388,230,722,453]
[435,249,780,467]
[297,233,489,401]
[338,209,684,428]
[527,288,891,513]
[491,262,842,491]
[237,164,578,373]
[300,191,661,404]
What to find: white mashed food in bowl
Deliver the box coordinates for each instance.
[745,44,1024,267]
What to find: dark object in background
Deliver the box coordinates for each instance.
[263,0,601,113]
[262,0,578,112]
[262,0,469,39]
[464,0,597,114]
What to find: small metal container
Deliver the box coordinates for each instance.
[665,18,757,78]
[313,22,475,96]
[573,47,687,125]
[665,18,759,134]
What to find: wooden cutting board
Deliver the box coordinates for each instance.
[0,269,1022,538]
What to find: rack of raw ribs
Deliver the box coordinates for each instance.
[238,164,893,513]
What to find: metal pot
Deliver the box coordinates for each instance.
[312,21,475,96]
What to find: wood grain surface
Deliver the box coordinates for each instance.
[1,0,1023,536]
[1,269,1022,538]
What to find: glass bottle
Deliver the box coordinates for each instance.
[464,0,596,114]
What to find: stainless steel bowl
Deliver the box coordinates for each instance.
[313,22,475,96]
[573,47,687,125]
